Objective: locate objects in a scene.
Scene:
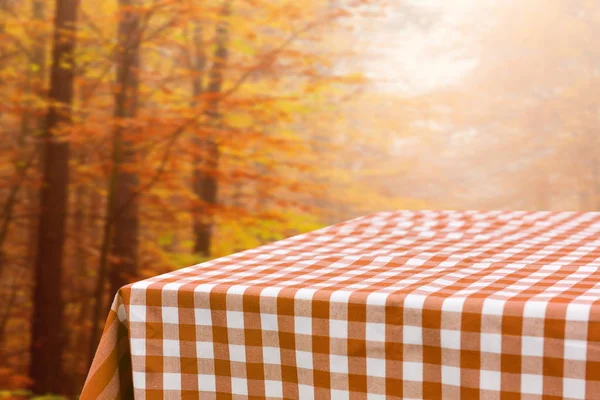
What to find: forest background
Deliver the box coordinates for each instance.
[1,0,598,397]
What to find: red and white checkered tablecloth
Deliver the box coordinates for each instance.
[81,210,600,399]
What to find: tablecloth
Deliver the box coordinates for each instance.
[81,210,600,399]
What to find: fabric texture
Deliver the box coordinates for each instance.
[81,210,600,399]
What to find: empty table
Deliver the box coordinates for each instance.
[82,211,600,399]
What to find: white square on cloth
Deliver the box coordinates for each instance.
[480,370,500,391]
[164,373,182,390]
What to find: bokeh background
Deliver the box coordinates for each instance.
[1,0,599,396]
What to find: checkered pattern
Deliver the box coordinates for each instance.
[81,210,600,399]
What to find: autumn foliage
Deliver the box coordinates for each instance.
[0,0,396,396]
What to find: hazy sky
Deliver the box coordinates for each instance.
[358,0,484,94]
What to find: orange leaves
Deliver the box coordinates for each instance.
[0,368,33,391]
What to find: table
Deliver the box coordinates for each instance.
[81,210,600,399]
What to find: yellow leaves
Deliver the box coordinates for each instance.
[58,57,75,71]
[230,38,256,57]
[338,72,367,85]
[211,210,324,258]
[226,111,253,129]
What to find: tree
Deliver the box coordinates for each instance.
[89,0,143,366]
[189,14,208,255]
[29,0,78,394]
[108,0,142,306]
[192,0,231,256]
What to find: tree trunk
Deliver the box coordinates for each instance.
[26,0,47,268]
[66,158,88,392]
[193,0,231,256]
[29,0,78,394]
[89,0,141,365]
[190,20,206,254]
[109,0,141,300]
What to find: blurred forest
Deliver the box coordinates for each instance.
[1,0,599,396]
